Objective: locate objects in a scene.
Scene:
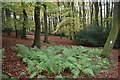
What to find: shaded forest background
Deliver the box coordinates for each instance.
[2,1,120,48]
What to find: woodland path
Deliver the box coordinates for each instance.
[2,34,120,79]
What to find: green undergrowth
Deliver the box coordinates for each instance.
[12,44,112,78]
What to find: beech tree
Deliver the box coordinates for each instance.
[21,2,28,39]
[43,3,49,43]
[32,2,41,47]
[21,9,27,39]
[101,2,120,57]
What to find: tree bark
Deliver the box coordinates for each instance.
[101,2,120,57]
[104,2,106,27]
[82,2,86,28]
[78,2,82,24]
[71,2,76,40]
[99,1,103,27]
[21,9,27,39]
[32,2,41,48]
[90,2,93,24]
[57,1,63,38]
[106,1,109,28]
[43,4,49,43]
[48,15,51,34]
[94,2,99,26]
[110,1,113,26]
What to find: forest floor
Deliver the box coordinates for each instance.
[2,33,120,79]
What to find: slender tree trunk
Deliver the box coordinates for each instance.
[54,16,58,29]
[104,2,106,27]
[105,0,111,34]
[13,12,17,38]
[106,1,109,28]
[57,2,62,22]
[99,1,103,27]
[94,1,99,26]
[66,2,72,40]
[82,2,86,28]
[110,1,113,26]
[52,17,55,31]
[41,20,44,33]
[110,1,113,17]
[67,2,72,40]
[57,1,63,38]
[90,2,93,24]
[43,4,49,43]
[48,16,51,34]
[71,2,76,40]
[21,9,27,39]
[78,2,82,24]
[101,2,120,57]
[32,2,41,48]
[88,2,90,24]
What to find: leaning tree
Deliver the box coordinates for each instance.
[101,2,120,57]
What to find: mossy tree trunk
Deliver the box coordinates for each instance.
[32,2,41,48]
[101,2,120,57]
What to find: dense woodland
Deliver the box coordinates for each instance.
[1,1,120,79]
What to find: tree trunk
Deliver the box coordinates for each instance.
[110,1,113,17]
[106,1,109,28]
[99,1,103,27]
[101,2,120,57]
[48,16,51,34]
[94,1,99,26]
[67,2,72,40]
[21,9,27,39]
[32,2,41,48]
[43,4,49,43]
[71,2,76,40]
[104,2,106,27]
[82,2,86,28]
[78,2,82,24]
[13,12,18,38]
[57,1,63,39]
[90,2,93,24]
[87,2,90,24]
[110,1,113,26]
